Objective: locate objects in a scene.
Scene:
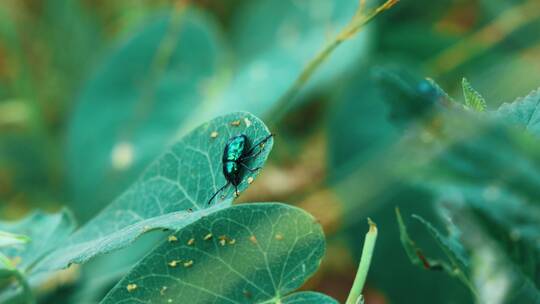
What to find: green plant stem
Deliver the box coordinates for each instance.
[0,253,35,304]
[14,270,35,304]
[346,218,378,304]
[268,0,399,127]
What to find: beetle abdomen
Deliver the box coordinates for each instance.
[223,161,241,185]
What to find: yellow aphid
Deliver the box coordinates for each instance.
[168,260,179,267]
[249,235,258,244]
[126,283,137,292]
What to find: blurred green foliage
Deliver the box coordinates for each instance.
[1,0,540,303]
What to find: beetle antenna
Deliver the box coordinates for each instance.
[255,133,274,147]
[207,183,228,205]
[243,134,275,158]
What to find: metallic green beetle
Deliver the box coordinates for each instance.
[207,134,273,205]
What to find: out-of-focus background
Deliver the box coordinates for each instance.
[1,0,540,303]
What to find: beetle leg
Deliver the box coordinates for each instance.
[240,148,264,161]
[207,183,229,205]
[239,162,261,172]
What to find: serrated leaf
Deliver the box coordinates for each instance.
[462,78,487,112]
[395,209,476,297]
[410,113,540,302]
[395,208,427,268]
[424,77,456,105]
[411,215,468,269]
[100,203,334,304]
[37,112,273,274]
[494,87,540,137]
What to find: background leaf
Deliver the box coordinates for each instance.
[0,231,30,248]
[0,209,75,272]
[67,8,227,221]
[494,87,540,136]
[0,209,75,302]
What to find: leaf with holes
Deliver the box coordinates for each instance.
[100,203,337,304]
[34,112,273,275]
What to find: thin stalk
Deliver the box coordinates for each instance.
[13,270,35,304]
[426,0,540,75]
[346,218,378,304]
[268,0,399,127]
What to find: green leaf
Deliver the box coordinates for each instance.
[395,208,427,268]
[100,203,334,304]
[494,87,540,136]
[409,112,540,302]
[0,209,76,272]
[68,2,371,221]
[37,112,273,273]
[462,78,487,112]
[221,0,371,114]
[395,209,477,297]
[0,209,75,302]
[328,71,398,178]
[67,8,226,220]
[373,67,452,125]
[281,291,338,304]
[411,215,468,269]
